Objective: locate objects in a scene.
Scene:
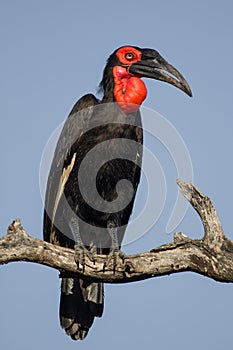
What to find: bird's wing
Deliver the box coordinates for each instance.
[43,94,99,246]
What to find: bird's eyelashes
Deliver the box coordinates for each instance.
[125,52,135,61]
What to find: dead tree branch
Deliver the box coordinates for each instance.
[1,179,233,283]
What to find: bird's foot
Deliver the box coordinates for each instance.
[74,242,86,271]
[103,248,125,273]
[74,243,97,272]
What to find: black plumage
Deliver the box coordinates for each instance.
[43,45,191,340]
[43,89,142,340]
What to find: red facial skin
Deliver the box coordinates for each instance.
[115,46,142,66]
[113,47,148,114]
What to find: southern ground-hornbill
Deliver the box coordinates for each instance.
[43,45,192,340]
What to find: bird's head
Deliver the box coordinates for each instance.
[100,45,192,113]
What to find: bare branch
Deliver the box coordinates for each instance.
[177,179,226,248]
[1,180,233,284]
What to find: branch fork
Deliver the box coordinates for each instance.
[1,179,233,283]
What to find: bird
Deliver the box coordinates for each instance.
[43,45,192,340]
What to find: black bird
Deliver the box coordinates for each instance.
[43,45,192,340]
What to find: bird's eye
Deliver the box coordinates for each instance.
[125,52,134,61]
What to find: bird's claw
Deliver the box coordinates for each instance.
[74,243,97,271]
[103,249,125,273]
[74,243,86,271]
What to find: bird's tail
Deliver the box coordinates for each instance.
[59,277,104,340]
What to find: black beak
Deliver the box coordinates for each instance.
[129,48,192,97]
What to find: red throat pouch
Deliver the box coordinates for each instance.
[113,66,147,113]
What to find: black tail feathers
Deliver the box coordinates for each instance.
[59,277,104,340]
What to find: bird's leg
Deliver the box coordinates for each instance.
[103,223,125,273]
[69,218,96,271]
[69,218,86,271]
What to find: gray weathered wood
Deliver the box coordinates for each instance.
[1,180,233,284]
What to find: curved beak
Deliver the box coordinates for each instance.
[129,48,192,97]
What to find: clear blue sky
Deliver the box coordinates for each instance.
[1,1,233,349]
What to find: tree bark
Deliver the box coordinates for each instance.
[1,179,233,284]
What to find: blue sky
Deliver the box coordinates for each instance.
[1,1,233,349]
